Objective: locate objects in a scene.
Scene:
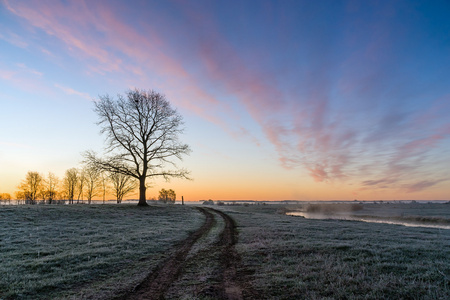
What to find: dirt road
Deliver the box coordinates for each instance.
[121,207,258,300]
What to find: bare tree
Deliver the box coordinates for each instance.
[18,171,43,204]
[84,166,101,204]
[100,172,109,204]
[109,172,136,203]
[43,172,59,204]
[76,169,86,204]
[84,89,191,206]
[63,168,78,204]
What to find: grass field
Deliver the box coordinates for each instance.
[224,203,450,299]
[0,204,203,299]
[1,202,449,299]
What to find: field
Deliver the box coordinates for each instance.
[225,203,450,299]
[0,205,203,299]
[1,202,449,299]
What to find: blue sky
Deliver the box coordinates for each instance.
[1,0,449,200]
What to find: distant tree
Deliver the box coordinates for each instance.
[84,166,101,204]
[158,188,176,204]
[0,193,12,204]
[84,89,191,206]
[15,191,25,205]
[18,171,43,204]
[56,191,67,204]
[100,172,109,204]
[76,169,86,203]
[202,199,214,206]
[63,168,78,204]
[42,172,59,204]
[109,172,136,203]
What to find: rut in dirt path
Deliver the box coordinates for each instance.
[121,207,214,300]
[210,208,243,300]
[196,208,260,300]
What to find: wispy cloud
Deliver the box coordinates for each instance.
[54,84,91,100]
[16,63,43,77]
[3,0,228,126]
[0,28,28,48]
[403,180,446,193]
[0,64,54,96]
[0,69,16,80]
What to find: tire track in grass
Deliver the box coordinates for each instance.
[121,207,259,300]
[206,208,260,300]
[213,208,243,300]
[121,207,214,300]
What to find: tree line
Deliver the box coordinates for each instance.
[2,168,178,205]
[11,167,134,205]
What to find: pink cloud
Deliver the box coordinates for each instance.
[0,69,16,80]
[3,0,228,126]
[308,165,329,182]
[404,180,446,193]
[54,84,91,100]
[0,65,56,97]
[362,178,399,187]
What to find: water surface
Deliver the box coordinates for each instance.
[287,211,450,230]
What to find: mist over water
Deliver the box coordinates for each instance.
[287,212,450,230]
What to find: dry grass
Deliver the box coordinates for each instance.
[0,204,203,299]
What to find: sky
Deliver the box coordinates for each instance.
[1,0,449,201]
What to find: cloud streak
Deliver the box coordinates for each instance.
[54,84,91,100]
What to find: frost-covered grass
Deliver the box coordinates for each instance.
[0,204,203,299]
[2,202,449,299]
[224,203,450,299]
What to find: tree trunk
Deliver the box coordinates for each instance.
[137,177,148,206]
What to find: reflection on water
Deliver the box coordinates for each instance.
[286,212,450,230]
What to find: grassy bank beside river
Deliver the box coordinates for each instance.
[225,203,450,299]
